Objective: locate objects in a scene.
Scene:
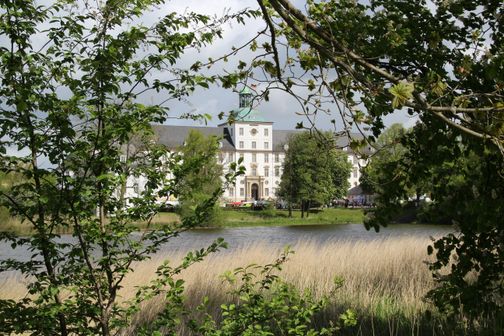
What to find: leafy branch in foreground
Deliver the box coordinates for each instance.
[0,1,252,335]
[244,0,504,328]
[361,119,504,331]
[251,0,503,152]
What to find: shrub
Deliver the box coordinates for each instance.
[188,248,357,335]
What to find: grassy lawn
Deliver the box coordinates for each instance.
[220,207,364,227]
[0,208,365,234]
[143,207,365,228]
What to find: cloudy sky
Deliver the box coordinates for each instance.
[1,0,417,135]
[143,0,418,131]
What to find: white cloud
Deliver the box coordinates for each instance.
[5,0,413,133]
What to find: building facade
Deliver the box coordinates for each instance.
[129,89,367,202]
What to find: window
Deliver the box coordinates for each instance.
[252,166,257,176]
[264,153,269,163]
[240,188,244,196]
[264,167,269,177]
[229,153,234,161]
[275,166,280,177]
[264,142,269,149]
[133,183,139,194]
[239,141,244,149]
[229,187,234,196]
[275,153,280,163]
[265,188,269,196]
[239,127,244,136]
[252,141,256,149]
[264,128,269,136]
[353,167,358,178]
[252,153,256,162]
[239,153,244,160]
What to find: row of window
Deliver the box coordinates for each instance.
[238,127,269,136]
[221,152,282,163]
[251,153,280,163]
[249,166,281,177]
[238,141,269,149]
[228,187,276,197]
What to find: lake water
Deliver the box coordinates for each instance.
[155,223,452,253]
[0,223,452,261]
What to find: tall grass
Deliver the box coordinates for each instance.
[0,237,460,335]
[0,206,32,235]
[120,237,438,335]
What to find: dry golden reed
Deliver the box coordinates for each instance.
[0,236,438,335]
[120,237,437,334]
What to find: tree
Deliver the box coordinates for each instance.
[360,124,420,222]
[253,0,503,148]
[0,1,252,335]
[330,149,351,199]
[250,0,503,327]
[363,118,504,327]
[174,130,223,227]
[278,132,351,218]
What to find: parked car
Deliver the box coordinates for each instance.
[253,200,271,210]
[239,201,254,208]
[159,200,180,212]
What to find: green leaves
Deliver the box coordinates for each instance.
[0,1,250,335]
[176,130,224,227]
[388,81,414,109]
[189,249,355,335]
[278,131,351,212]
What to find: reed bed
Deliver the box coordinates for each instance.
[0,237,441,335]
[121,237,437,335]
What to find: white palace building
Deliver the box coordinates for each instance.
[129,88,367,202]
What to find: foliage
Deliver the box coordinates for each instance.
[189,247,357,335]
[252,0,504,148]
[174,130,224,227]
[250,0,504,324]
[363,117,504,329]
[0,1,253,335]
[278,132,351,217]
[359,123,427,224]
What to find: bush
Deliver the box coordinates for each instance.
[188,248,357,335]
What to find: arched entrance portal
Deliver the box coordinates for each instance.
[251,183,259,200]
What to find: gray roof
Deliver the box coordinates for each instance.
[151,125,235,150]
[272,130,300,151]
[150,124,372,154]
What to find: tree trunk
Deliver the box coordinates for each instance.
[306,200,311,218]
[288,202,292,217]
[301,200,304,218]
